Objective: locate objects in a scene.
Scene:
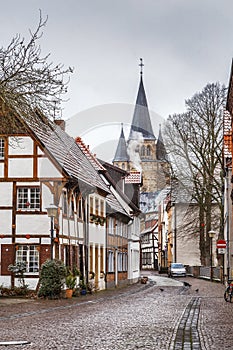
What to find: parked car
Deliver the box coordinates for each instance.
[168,263,186,277]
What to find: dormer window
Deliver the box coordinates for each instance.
[0,138,4,159]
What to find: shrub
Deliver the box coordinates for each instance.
[8,261,27,288]
[38,259,66,299]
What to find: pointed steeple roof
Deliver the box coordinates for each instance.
[156,124,167,161]
[128,59,156,141]
[113,124,129,162]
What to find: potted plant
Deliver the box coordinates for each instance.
[65,273,76,298]
[79,279,87,295]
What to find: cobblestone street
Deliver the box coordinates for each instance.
[0,274,230,349]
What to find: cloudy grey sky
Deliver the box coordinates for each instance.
[1,0,232,159]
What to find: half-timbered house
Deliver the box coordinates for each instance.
[0,112,110,290]
[0,111,141,290]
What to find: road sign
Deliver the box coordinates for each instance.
[217,239,227,249]
[218,248,226,254]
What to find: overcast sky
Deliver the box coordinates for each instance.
[1,0,233,160]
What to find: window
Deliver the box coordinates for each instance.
[69,195,75,218]
[95,198,99,215]
[142,252,152,265]
[123,223,128,238]
[117,221,123,236]
[123,252,128,271]
[107,217,114,234]
[16,245,39,273]
[118,252,123,272]
[140,145,145,157]
[17,187,40,210]
[146,145,151,156]
[90,197,94,215]
[63,191,68,216]
[108,250,114,272]
[77,196,83,219]
[0,138,4,159]
[100,200,104,217]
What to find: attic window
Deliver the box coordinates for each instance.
[0,138,4,159]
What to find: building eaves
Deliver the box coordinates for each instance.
[106,192,131,220]
[75,137,106,172]
[140,222,158,235]
[102,167,141,215]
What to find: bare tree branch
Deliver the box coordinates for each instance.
[164,82,226,264]
[0,10,73,131]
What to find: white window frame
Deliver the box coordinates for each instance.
[0,138,4,159]
[123,252,128,271]
[108,250,114,272]
[77,196,83,220]
[118,252,123,272]
[123,223,128,238]
[108,217,114,235]
[16,245,39,273]
[17,187,40,211]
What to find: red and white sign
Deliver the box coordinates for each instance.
[216,239,227,249]
[125,171,141,184]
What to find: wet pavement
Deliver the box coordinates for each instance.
[0,272,230,349]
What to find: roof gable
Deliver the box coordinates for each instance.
[20,114,110,194]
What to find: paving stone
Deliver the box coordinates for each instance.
[0,274,229,349]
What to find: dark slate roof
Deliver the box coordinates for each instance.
[156,125,168,161]
[25,115,110,194]
[98,159,141,215]
[128,76,156,141]
[106,192,131,220]
[140,222,158,235]
[113,124,129,162]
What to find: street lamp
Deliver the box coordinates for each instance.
[46,204,58,260]
[208,230,216,282]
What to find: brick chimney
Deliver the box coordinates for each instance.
[54,119,65,131]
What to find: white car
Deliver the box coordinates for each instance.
[168,263,186,277]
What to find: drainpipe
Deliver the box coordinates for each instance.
[84,195,89,286]
[226,166,230,281]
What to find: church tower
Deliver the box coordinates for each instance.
[113,59,169,194]
[113,123,130,171]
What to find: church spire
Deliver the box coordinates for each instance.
[139,57,144,76]
[128,58,156,141]
[113,124,129,162]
